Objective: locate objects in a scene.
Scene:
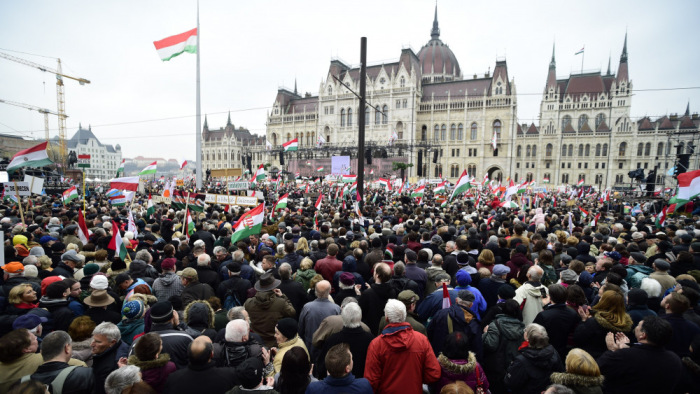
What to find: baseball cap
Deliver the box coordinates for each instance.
[178,267,198,280]
[398,290,419,304]
[12,314,48,330]
[1,262,24,274]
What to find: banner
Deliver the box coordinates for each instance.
[227,181,250,190]
[171,191,206,212]
[331,156,351,175]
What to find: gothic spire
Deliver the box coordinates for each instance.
[620,31,628,63]
[607,54,611,75]
[549,42,556,68]
[431,3,440,40]
[686,102,690,117]
[226,111,232,126]
[203,115,208,130]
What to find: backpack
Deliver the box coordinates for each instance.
[22,366,77,394]
[223,288,243,310]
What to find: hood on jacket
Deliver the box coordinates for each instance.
[524,282,545,298]
[38,296,69,309]
[520,345,560,369]
[447,303,477,325]
[550,372,604,388]
[251,290,277,310]
[183,300,215,329]
[379,322,413,351]
[127,353,171,370]
[493,314,526,341]
[438,352,477,375]
[535,208,543,215]
[158,272,179,286]
[576,242,591,256]
[129,259,152,275]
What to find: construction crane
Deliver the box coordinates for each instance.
[0,52,90,170]
[0,98,66,141]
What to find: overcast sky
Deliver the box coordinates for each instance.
[1,0,698,162]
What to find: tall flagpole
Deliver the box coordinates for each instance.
[195,0,203,190]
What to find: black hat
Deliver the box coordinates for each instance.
[276,317,298,340]
[150,301,174,323]
[498,285,516,300]
[236,357,265,389]
[254,272,281,292]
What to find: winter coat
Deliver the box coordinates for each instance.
[129,259,158,286]
[92,340,130,394]
[427,303,482,359]
[278,252,303,272]
[117,318,145,345]
[514,280,548,325]
[272,334,308,373]
[504,345,564,394]
[305,373,372,394]
[315,255,343,282]
[70,338,94,366]
[431,353,489,394]
[416,287,459,323]
[128,353,177,393]
[195,265,221,290]
[26,361,96,394]
[214,338,264,368]
[627,304,656,338]
[153,272,185,301]
[163,361,238,394]
[244,290,296,348]
[597,343,683,394]
[141,322,193,370]
[679,356,700,394]
[482,313,525,387]
[533,303,581,358]
[506,253,532,281]
[477,275,511,308]
[315,325,374,379]
[216,276,252,307]
[299,298,341,348]
[549,372,604,394]
[181,281,216,308]
[183,300,217,340]
[358,282,397,336]
[661,313,700,358]
[364,322,441,394]
[293,268,317,291]
[37,296,76,332]
[573,311,633,359]
[277,278,308,320]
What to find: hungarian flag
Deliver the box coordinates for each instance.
[370,169,374,175]
[110,195,127,206]
[253,165,265,184]
[7,141,52,172]
[656,205,668,228]
[342,175,357,183]
[543,177,550,183]
[517,181,529,194]
[412,185,425,198]
[77,209,90,245]
[433,181,447,195]
[138,162,157,176]
[108,221,128,260]
[146,194,155,218]
[672,170,700,205]
[62,186,78,204]
[579,207,589,218]
[314,194,322,210]
[183,208,195,240]
[450,170,471,201]
[127,211,138,238]
[577,179,585,186]
[385,245,394,260]
[442,283,451,309]
[283,138,299,152]
[178,159,188,170]
[231,202,265,244]
[316,166,324,172]
[274,193,289,211]
[378,178,391,191]
[153,28,197,62]
[590,212,601,227]
[116,159,125,176]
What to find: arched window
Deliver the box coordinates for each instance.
[595,113,606,129]
[562,115,572,130]
[546,144,553,157]
[400,76,406,87]
[365,106,370,124]
[457,124,463,140]
[218,152,221,160]
[595,174,603,184]
[421,125,427,140]
[347,108,353,126]
[532,145,537,157]
[471,123,477,140]
[657,142,664,156]
[579,144,584,156]
[679,141,685,154]
[223,151,227,160]
[637,143,644,156]
[568,144,573,156]
[526,145,531,157]
[595,144,601,156]
[434,164,442,178]
[578,174,586,183]
[382,105,388,124]
[619,142,626,156]
[468,164,476,177]
[441,124,447,140]
[515,173,519,183]
[327,85,333,95]
[561,144,567,156]
[375,106,381,125]
[585,144,590,157]
[578,114,589,130]
[450,124,456,140]
[517,146,522,157]
[340,109,346,127]
[434,125,440,141]
[272,133,277,146]
[493,120,502,137]
[602,144,608,156]
[644,143,651,156]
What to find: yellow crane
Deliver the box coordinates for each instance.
[0,52,90,168]
[0,98,66,142]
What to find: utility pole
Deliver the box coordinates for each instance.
[357,37,367,210]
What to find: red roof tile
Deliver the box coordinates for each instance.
[637,117,654,131]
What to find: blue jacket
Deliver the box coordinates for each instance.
[427,303,483,360]
[305,373,373,394]
[417,287,458,323]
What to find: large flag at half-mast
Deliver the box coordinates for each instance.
[108,221,128,260]
[231,202,265,244]
[139,162,157,176]
[449,170,471,201]
[6,141,52,172]
[153,28,197,62]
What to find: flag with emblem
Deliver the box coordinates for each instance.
[62,186,78,204]
[231,202,265,244]
[6,141,52,172]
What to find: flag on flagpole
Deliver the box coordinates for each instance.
[442,283,451,309]
[575,46,585,55]
[178,159,188,170]
[314,194,323,210]
[77,209,90,245]
[283,138,299,152]
[146,194,155,218]
[656,205,668,228]
[6,141,52,172]
[274,193,289,211]
[110,176,139,192]
[433,181,447,195]
[116,159,125,176]
[252,165,266,184]
[579,207,589,218]
[491,130,498,150]
[411,185,425,198]
[184,208,195,240]
[450,170,471,201]
[139,162,157,176]
[316,166,324,172]
[153,28,198,61]
[577,179,585,186]
[127,211,138,238]
[231,203,266,244]
[341,175,357,183]
[108,221,128,260]
[317,134,326,148]
[265,139,272,151]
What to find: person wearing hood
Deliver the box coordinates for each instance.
[482,299,525,394]
[153,258,185,302]
[244,272,296,348]
[183,300,217,340]
[127,332,177,393]
[430,331,489,394]
[507,244,533,282]
[128,250,159,287]
[427,290,483,359]
[364,299,441,394]
[549,348,604,394]
[38,281,77,332]
[532,207,546,227]
[117,300,146,345]
[573,290,633,359]
[504,323,564,394]
[331,255,365,293]
[358,263,397,336]
[454,270,487,319]
[514,265,549,325]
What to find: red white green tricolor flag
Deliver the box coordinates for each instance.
[116,159,125,176]
[283,138,299,152]
[146,194,155,218]
[273,193,289,211]
[316,166,324,172]
[314,194,323,210]
[253,165,265,184]
[153,28,197,62]
[342,174,357,183]
[378,178,391,190]
[231,202,265,244]
[577,179,585,186]
[411,185,425,198]
[183,208,195,240]
[579,207,589,218]
[108,221,128,260]
[433,181,447,195]
[138,161,157,176]
[450,170,471,201]
[671,169,700,205]
[7,141,52,172]
[62,186,78,204]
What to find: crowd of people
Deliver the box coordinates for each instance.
[0,183,699,394]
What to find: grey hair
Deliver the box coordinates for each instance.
[384,299,407,324]
[276,244,285,254]
[524,323,549,349]
[93,322,121,343]
[197,253,211,267]
[232,250,244,262]
[527,265,544,282]
[340,297,358,308]
[342,302,362,328]
[134,250,152,263]
[104,365,142,394]
[640,277,663,298]
[545,384,575,394]
[279,263,292,280]
[446,240,456,250]
[22,255,38,266]
[213,246,227,255]
[310,240,319,250]
[227,306,246,321]
[225,319,249,342]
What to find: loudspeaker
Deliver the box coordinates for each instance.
[279,150,285,165]
[417,151,423,176]
[366,148,372,165]
[433,150,438,163]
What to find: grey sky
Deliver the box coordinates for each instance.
[1,0,698,161]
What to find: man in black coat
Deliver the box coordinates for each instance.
[277,263,308,320]
[134,301,194,369]
[189,222,216,255]
[533,284,581,358]
[315,302,373,379]
[163,335,240,394]
[194,254,221,291]
[25,331,96,394]
[216,262,252,308]
[90,322,130,394]
[597,316,683,394]
[358,262,396,336]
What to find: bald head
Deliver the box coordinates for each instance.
[315,280,331,299]
[188,335,213,366]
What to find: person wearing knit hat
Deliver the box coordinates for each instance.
[14,244,29,258]
[12,234,28,246]
[272,317,308,373]
[90,275,109,291]
[117,300,145,345]
[29,246,45,257]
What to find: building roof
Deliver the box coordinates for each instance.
[421,79,492,102]
[61,125,120,152]
[416,5,461,82]
[637,117,655,131]
[526,123,539,135]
